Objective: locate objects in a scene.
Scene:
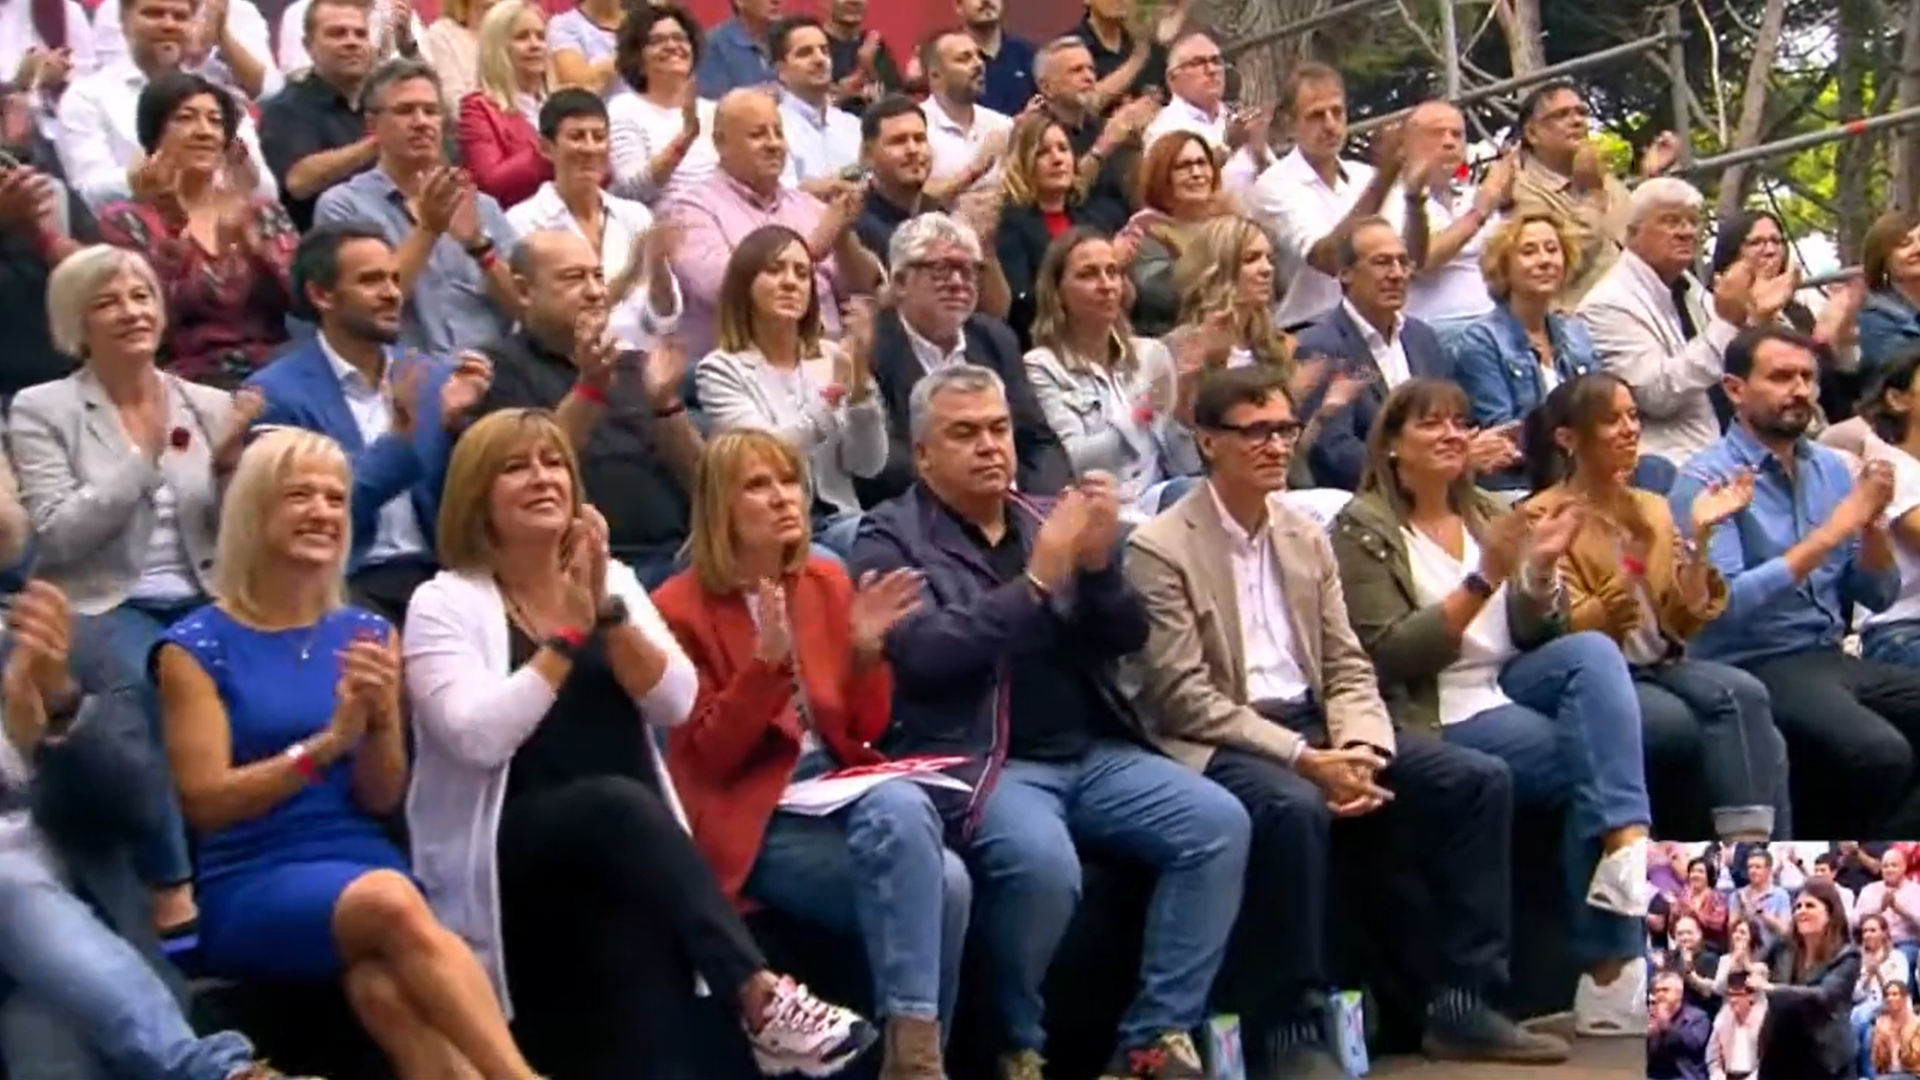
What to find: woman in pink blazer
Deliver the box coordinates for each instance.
[456,0,554,208]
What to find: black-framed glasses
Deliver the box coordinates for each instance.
[1211,420,1303,445]
[909,259,982,282]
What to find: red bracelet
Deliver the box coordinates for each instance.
[575,380,609,405]
[475,247,500,271]
[285,741,320,783]
[553,626,587,651]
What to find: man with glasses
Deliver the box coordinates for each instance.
[1141,33,1265,188]
[1125,365,1567,1077]
[1644,971,1709,1080]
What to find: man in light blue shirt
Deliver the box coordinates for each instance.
[1670,323,1920,836]
[772,16,862,190]
[697,0,779,99]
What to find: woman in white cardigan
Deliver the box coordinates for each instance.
[693,224,885,548]
[403,409,875,1080]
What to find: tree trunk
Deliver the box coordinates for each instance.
[1715,0,1789,216]
[1835,0,1879,260]
[1896,0,1920,209]
[1491,0,1544,76]
[1208,0,1330,107]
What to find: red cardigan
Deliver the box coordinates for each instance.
[656,557,891,906]
[455,91,551,208]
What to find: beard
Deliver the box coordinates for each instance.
[339,308,400,346]
[1749,403,1813,442]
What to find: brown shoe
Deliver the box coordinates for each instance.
[880,1015,945,1080]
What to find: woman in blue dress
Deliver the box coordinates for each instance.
[154,429,541,1080]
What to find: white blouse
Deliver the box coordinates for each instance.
[693,344,888,518]
[1404,526,1517,726]
[607,89,719,205]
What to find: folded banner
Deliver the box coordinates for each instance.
[778,755,974,816]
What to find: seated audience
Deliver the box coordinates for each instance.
[1117,130,1227,337]
[1022,36,1152,231]
[1873,978,1920,1079]
[476,230,700,588]
[257,0,380,233]
[1813,852,1862,923]
[1648,971,1710,1080]
[957,0,1030,116]
[1854,913,1910,1072]
[249,224,487,625]
[857,212,1071,506]
[1855,349,1920,668]
[1711,209,1864,419]
[1860,209,1920,375]
[1854,847,1920,952]
[1294,216,1458,492]
[1666,913,1724,1011]
[1022,227,1198,512]
[1066,0,1173,104]
[546,0,625,95]
[0,132,92,404]
[1330,377,1654,1035]
[996,111,1119,335]
[8,244,249,937]
[0,581,310,1080]
[1140,32,1263,187]
[423,0,485,102]
[606,2,718,205]
[822,0,903,110]
[1669,325,1920,837]
[505,90,684,350]
[458,0,553,209]
[772,16,862,188]
[91,0,279,100]
[403,408,873,1078]
[695,0,778,98]
[1525,371,1786,841]
[278,0,421,73]
[97,71,296,388]
[1507,81,1656,303]
[1708,969,1767,1080]
[1732,848,1794,956]
[693,223,885,549]
[1756,879,1862,1080]
[315,58,521,352]
[850,363,1252,1080]
[1125,365,1569,1072]
[849,95,936,264]
[1714,916,1766,996]
[1386,100,1507,340]
[658,428,965,1079]
[1451,212,1600,429]
[915,29,1013,199]
[56,0,278,212]
[156,428,542,1079]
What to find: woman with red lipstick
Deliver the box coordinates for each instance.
[1523,371,1787,845]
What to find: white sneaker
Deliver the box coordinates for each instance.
[1587,837,1653,917]
[746,976,877,1077]
[1573,959,1648,1038]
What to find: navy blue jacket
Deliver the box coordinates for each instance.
[1294,303,1453,491]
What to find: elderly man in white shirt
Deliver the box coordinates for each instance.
[90,0,280,99]
[1140,32,1264,191]
[1379,99,1512,343]
[55,0,276,211]
[918,28,1011,197]
[771,15,861,191]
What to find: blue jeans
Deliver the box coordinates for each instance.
[0,846,254,1080]
[1633,659,1786,840]
[967,740,1250,1051]
[69,598,204,891]
[1444,631,1650,965]
[744,778,971,1026]
[1863,619,1920,668]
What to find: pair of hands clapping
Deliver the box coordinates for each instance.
[751,567,924,668]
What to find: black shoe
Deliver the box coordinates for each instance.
[1422,1004,1570,1064]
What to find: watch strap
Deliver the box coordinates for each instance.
[1463,571,1495,598]
[545,626,588,658]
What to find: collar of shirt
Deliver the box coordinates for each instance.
[1206,480,1265,555]
[922,94,987,140]
[1520,151,1573,192]
[903,316,967,371]
[1274,145,1360,193]
[709,18,769,63]
[719,169,787,213]
[1071,16,1136,60]
[1723,418,1812,478]
[1620,248,1699,326]
[516,179,638,231]
[1342,297,1402,349]
[319,333,391,394]
[1168,93,1227,135]
[778,88,833,131]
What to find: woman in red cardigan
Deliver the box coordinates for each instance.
[456,0,554,208]
[656,429,968,1080]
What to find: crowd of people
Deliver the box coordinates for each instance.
[0,0,1918,1078]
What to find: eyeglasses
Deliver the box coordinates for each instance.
[647,30,691,47]
[910,259,982,282]
[1210,420,1304,446]
[1176,55,1224,72]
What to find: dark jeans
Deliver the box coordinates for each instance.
[497,775,767,1080]
[1632,659,1788,839]
[1742,648,1920,836]
[345,558,436,627]
[1202,723,1512,1028]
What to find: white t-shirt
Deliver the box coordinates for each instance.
[606,89,719,203]
[1380,182,1499,324]
[127,481,201,603]
[1866,447,1920,627]
[1404,526,1516,725]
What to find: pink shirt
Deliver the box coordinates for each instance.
[1857,879,1920,944]
[663,173,843,359]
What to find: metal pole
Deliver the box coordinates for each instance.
[1222,0,1403,58]
[1666,6,1692,167]
[1798,266,1864,290]
[1348,30,1679,135]
[1675,106,1920,177]
[1440,0,1462,98]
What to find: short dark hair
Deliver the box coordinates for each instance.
[1724,323,1821,381]
[538,88,608,141]
[860,94,925,143]
[1191,365,1294,432]
[1746,847,1773,867]
[1277,60,1342,119]
[360,56,441,112]
[1814,852,1837,869]
[135,72,240,154]
[616,2,704,94]
[291,221,392,321]
[1514,79,1582,151]
[769,15,824,64]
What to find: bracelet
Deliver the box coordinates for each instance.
[285,740,321,783]
[574,380,609,405]
[545,626,588,658]
[1024,572,1053,601]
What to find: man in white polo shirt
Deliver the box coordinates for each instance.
[1380,99,1517,345]
[919,28,1011,197]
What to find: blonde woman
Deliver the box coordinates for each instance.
[403,409,874,1078]
[424,0,495,102]
[456,0,554,208]
[1171,215,1296,374]
[1450,212,1599,429]
[997,112,1113,335]
[1022,226,1199,514]
[155,429,542,1080]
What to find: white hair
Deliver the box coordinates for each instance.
[46,244,164,359]
[1628,177,1705,232]
[907,363,1006,442]
[887,211,983,275]
[1035,36,1090,84]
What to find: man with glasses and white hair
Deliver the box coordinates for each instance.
[855,211,1070,506]
[1140,32,1265,189]
[1580,176,1793,467]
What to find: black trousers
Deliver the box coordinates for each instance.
[498,775,768,1080]
[1743,649,1920,836]
[1202,727,1512,1029]
[347,557,436,627]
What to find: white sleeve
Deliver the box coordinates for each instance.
[401,579,560,770]
[90,0,127,70]
[55,81,130,210]
[277,0,310,72]
[235,112,279,200]
[609,563,697,727]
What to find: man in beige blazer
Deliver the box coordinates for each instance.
[1124,366,1569,1076]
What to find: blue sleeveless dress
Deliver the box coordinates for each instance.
[161,603,413,981]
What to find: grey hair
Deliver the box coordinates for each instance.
[1627,177,1705,232]
[47,245,164,359]
[888,212,984,275]
[1035,36,1090,82]
[907,363,1006,442]
[1332,214,1396,273]
[360,56,442,111]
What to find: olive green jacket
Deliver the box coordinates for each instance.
[1330,487,1568,733]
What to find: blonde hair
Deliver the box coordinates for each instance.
[686,429,811,595]
[1029,226,1138,375]
[1478,212,1583,301]
[441,0,474,24]
[1175,216,1293,372]
[46,244,166,359]
[213,428,350,618]
[1000,111,1082,208]
[475,0,549,113]
[437,409,583,571]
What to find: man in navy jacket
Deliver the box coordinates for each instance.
[849,362,1248,1080]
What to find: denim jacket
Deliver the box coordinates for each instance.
[1449,303,1600,428]
[1858,289,1920,377]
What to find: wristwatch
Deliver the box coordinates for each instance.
[544,626,588,659]
[594,596,629,632]
[464,237,496,260]
[1462,570,1495,598]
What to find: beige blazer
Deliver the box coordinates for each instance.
[7,370,230,615]
[1123,483,1395,770]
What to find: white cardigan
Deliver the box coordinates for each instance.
[402,562,698,1016]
